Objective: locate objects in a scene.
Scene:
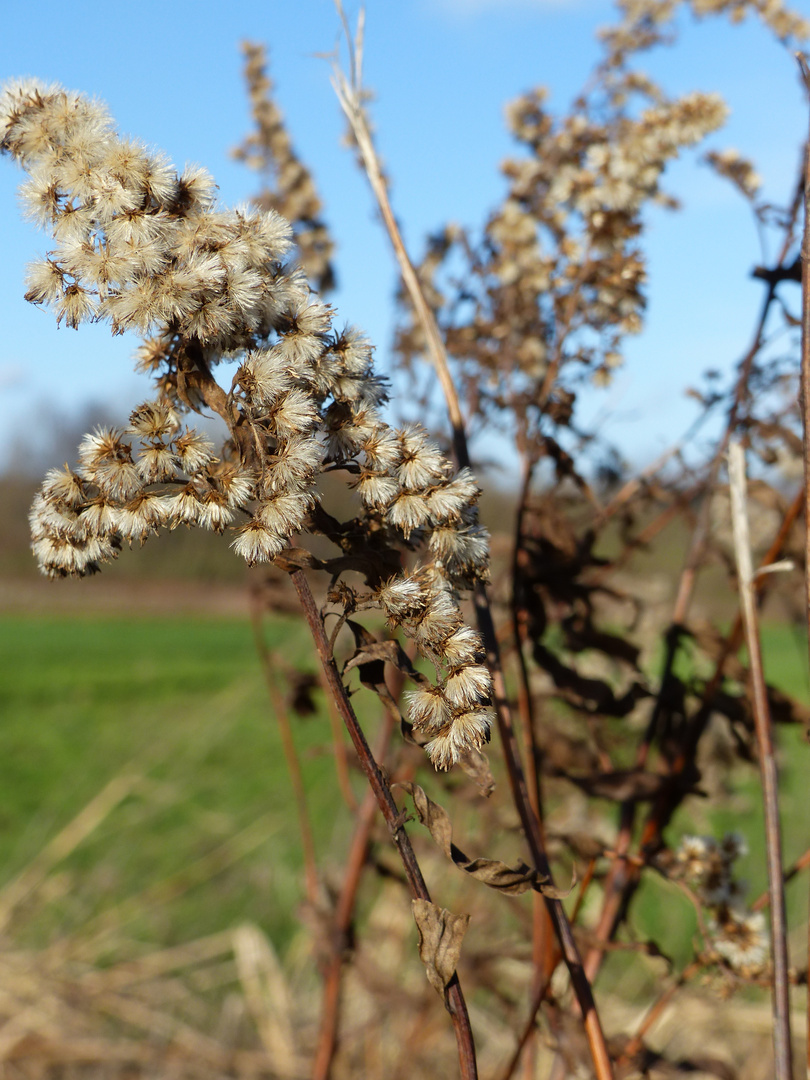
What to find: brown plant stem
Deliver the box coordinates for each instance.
[332,17,614,1078]
[510,456,557,1074]
[312,713,397,1080]
[729,438,792,1080]
[796,53,810,1080]
[753,845,810,911]
[320,671,359,813]
[497,967,555,1080]
[288,567,478,1080]
[473,574,614,1080]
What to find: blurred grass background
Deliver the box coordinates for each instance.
[0,611,350,953]
[1,470,809,1034]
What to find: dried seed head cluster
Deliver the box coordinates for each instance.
[397,80,728,441]
[376,568,493,770]
[674,833,768,974]
[2,78,491,769]
[1,80,293,342]
[233,42,336,295]
[602,0,809,62]
[395,0,806,458]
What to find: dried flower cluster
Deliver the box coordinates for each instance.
[1,77,492,769]
[233,42,336,294]
[602,0,810,62]
[396,73,729,447]
[395,0,806,459]
[674,833,768,974]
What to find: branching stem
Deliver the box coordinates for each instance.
[289,568,478,1080]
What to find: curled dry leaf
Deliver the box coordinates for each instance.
[343,631,426,688]
[412,898,470,996]
[397,782,572,897]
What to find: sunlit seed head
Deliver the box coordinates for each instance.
[255,491,311,534]
[80,497,121,535]
[357,471,399,511]
[397,441,448,492]
[712,910,768,974]
[135,444,179,484]
[116,491,166,541]
[376,574,429,622]
[165,483,204,526]
[41,465,86,508]
[265,387,317,441]
[406,686,451,734]
[443,664,493,710]
[362,426,401,472]
[231,519,287,565]
[385,492,431,538]
[440,625,482,667]
[197,490,234,532]
[424,707,492,770]
[174,429,216,474]
[412,591,461,650]
[127,401,179,440]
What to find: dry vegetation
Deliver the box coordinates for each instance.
[3,1,810,1077]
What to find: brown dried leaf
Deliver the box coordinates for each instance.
[273,548,325,573]
[397,782,570,897]
[343,629,425,687]
[412,898,469,996]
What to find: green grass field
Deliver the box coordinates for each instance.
[0,612,359,954]
[1,608,809,993]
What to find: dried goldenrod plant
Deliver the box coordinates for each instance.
[5,0,810,1076]
[233,41,336,295]
[1,77,493,778]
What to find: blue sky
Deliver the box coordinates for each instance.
[0,0,807,474]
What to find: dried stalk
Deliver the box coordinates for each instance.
[729,437,793,1080]
[312,713,397,1080]
[797,52,810,1080]
[288,568,478,1080]
[618,960,702,1066]
[510,456,557,1018]
[330,11,614,1078]
[754,845,810,911]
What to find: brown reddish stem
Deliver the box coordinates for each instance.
[312,713,397,1080]
[289,568,478,1080]
[510,456,558,1072]
[796,53,810,1080]
[753,845,810,912]
[618,960,702,1066]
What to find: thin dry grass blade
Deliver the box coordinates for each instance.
[66,815,279,958]
[0,773,141,935]
[77,931,235,991]
[233,923,302,1075]
[729,438,793,1080]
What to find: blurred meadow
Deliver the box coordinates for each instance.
[2,474,810,1077]
[3,0,810,1077]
